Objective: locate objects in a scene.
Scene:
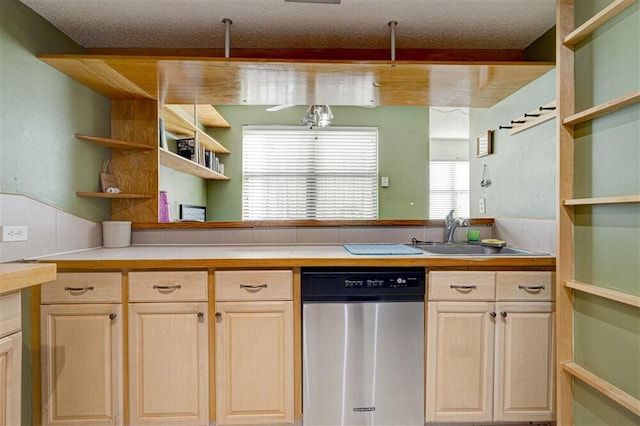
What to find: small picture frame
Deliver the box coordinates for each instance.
[179,204,206,222]
[477,130,493,157]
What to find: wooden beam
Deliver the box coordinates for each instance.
[85,47,527,62]
[555,1,576,424]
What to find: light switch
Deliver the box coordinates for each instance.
[381,176,389,187]
[479,198,486,214]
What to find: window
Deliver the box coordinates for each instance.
[429,160,470,219]
[242,126,378,220]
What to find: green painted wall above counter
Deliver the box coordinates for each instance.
[1,0,111,223]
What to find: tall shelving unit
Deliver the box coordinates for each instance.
[556,0,640,424]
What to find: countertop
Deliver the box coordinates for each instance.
[0,263,57,294]
[34,244,555,270]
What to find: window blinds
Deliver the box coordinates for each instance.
[429,160,470,219]
[242,126,378,220]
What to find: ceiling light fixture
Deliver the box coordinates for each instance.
[302,105,334,127]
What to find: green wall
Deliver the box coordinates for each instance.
[469,69,557,219]
[206,105,429,220]
[572,1,640,424]
[1,0,111,222]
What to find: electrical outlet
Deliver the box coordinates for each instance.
[1,225,28,242]
[479,198,486,214]
[381,176,389,187]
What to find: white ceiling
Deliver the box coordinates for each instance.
[20,0,556,50]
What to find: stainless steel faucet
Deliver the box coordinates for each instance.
[444,209,470,243]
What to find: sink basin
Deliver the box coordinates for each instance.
[410,243,546,256]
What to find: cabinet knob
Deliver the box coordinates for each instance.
[215,312,222,318]
[489,312,497,318]
[109,313,117,320]
[197,311,205,319]
[500,311,508,318]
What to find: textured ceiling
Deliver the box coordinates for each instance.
[20,0,556,50]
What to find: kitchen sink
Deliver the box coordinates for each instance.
[410,243,547,256]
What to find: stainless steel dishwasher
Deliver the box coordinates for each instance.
[302,267,425,426]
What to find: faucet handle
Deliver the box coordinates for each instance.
[446,209,455,222]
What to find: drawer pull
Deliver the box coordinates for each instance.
[64,286,94,293]
[518,285,545,292]
[109,313,117,320]
[450,285,476,291]
[153,284,182,291]
[240,284,268,292]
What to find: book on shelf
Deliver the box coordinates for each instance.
[177,138,196,161]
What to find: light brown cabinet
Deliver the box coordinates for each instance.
[426,271,555,423]
[128,271,209,426]
[40,272,124,426]
[214,270,294,425]
[0,291,22,426]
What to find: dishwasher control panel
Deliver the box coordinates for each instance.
[302,267,425,301]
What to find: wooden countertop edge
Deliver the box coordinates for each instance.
[0,263,57,294]
[38,257,555,271]
[133,218,495,230]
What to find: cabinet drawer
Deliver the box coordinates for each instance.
[429,271,495,301]
[496,271,555,301]
[0,291,21,338]
[129,271,207,302]
[215,270,292,301]
[41,272,122,304]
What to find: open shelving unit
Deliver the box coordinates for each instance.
[76,192,154,199]
[177,104,231,128]
[159,104,230,154]
[74,133,156,200]
[556,0,640,423]
[74,133,154,151]
[159,149,229,180]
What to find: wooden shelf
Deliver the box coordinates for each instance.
[563,195,640,206]
[565,280,640,308]
[74,133,154,151]
[159,105,230,154]
[160,149,229,180]
[76,192,154,199]
[177,105,231,128]
[563,0,637,47]
[562,362,640,416]
[563,90,640,126]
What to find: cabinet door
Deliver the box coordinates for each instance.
[41,304,123,426]
[494,302,555,422]
[128,302,208,426]
[0,331,21,426]
[426,301,495,423]
[215,301,293,425]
